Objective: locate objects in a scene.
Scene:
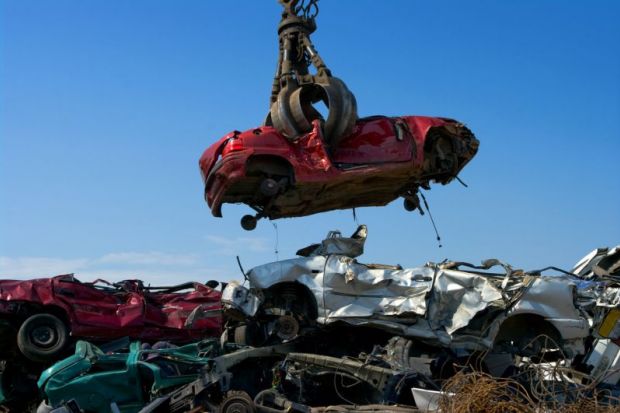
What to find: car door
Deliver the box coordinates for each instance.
[330,116,414,165]
[53,278,145,329]
[53,278,120,327]
[321,255,432,322]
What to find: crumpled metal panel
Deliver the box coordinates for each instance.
[572,246,620,320]
[221,281,260,317]
[321,255,433,319]
[427,268,505,334]
[305,226,368,258]
[511,276,588,341]
[248,256,327,290]
[573,245,620,278]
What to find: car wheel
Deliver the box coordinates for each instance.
[240,215,257,231]
[217,391,256,413]
[403,198,419,212]
[233,324,266,347]
[17,314,69,362]
[274,315,300,341]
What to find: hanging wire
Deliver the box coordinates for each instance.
[352,208,359,226]
[272,222,280,261]
[420,192,442,248]
[456,175,469,187]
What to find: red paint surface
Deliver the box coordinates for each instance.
[0,275,222,342]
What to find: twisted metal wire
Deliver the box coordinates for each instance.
[439,334,620,413]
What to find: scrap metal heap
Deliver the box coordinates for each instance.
[0,2,616,413]
[23,229,620,413]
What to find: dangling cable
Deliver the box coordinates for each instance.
[420,192,442,248]
[456,176,469,188]
[272,222,280,261]
[352,208,358,226]
[236,256,248,284]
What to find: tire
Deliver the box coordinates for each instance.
[17,314,69,362]
[403,198,419,212]
[233,324,265,347]
[240,215,257,231]
[234,325,249,345]
[217,391,256,413]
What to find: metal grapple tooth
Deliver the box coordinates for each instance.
[320,77,358,146]
[270,85,305,140]
[289,85,322,133]
[272,77,358,144]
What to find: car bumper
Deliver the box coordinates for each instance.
[205,150,252,217]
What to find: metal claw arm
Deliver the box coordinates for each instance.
[266,0,358,146]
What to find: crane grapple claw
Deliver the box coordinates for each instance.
[266,0,358,146]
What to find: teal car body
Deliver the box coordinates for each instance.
[38,339,220,413]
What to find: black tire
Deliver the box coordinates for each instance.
[403,198,419,212]
[17,314,68,362]
[217,390,256,413]
[240,215,257,231]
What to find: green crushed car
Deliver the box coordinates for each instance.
[38,339,225,413]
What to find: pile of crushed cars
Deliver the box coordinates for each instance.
[1,227,618,412]
[0,277,222,412]
[3,1,618,412]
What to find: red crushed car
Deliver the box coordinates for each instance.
[199,115,479,230]
[0,274,222,362]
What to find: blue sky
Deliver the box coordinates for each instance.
[1,1,619,284]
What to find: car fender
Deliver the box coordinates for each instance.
[508,276,590,340]
[199,133,236,187]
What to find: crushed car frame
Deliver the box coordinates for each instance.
[222,225,591,361]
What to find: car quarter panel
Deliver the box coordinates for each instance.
[0,278,75,321]
[508,276,590,340]
[52,278,135,329]
[331,117,414,165]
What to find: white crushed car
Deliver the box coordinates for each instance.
[222,225,593,360]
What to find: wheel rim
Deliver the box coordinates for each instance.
[275,315,299,341]
[223,400,251,413]
[30,325,57,348]
[260,179,279,197]
[221,395,255,413]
